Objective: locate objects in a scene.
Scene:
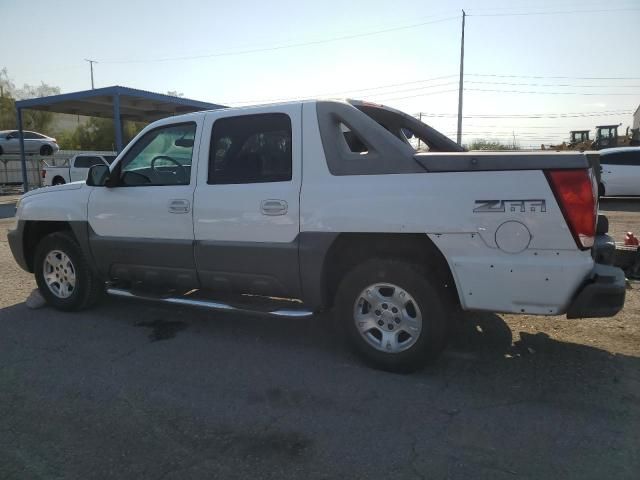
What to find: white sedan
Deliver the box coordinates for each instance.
[599,147,640,197]
[0,130,59,156]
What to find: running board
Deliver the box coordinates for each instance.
[106,288,314,318]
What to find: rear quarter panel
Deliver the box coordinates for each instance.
[300,102,593,315]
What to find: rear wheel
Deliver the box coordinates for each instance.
[34,232,103,311]
[52,176,65,185]
[40,145,53,156]
[0,146,3,155]
[335,258,449,373]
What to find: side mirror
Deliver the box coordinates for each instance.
[86,164,110,187]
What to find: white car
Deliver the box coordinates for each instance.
[0,130,59,156]
[7,99,625,371]
[42,153,116,186]
[599,147,640,197]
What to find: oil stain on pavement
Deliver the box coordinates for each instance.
[136,319,188,342]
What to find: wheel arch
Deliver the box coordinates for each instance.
[305,233,459,311]
[23,221,90,272]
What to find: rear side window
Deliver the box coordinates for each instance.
[600,151,640,166]
[208,113,292,184]
[74,156,105,168]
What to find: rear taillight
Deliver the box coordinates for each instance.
[545,169,596,250]
[41,170,46,178]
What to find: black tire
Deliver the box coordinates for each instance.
[335,258,450,373]
[0,146,3,155]
[40,145,53,156]
[34,232,103,311]
[52,176,65,186]
[598,183,605,198]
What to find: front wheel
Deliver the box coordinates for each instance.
[34,232,103,311]
[335,259,449,373]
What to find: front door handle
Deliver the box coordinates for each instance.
[261,199,288,216]
[168,198,190,214]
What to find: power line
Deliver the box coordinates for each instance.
[467,73,640,80]
[369,89,460,102]
[467,7,640,17]
[227,77,639,106]
[466,88,640,96]
[101,15,459,65]
[466,80,640,88]
[227,74,458,105]
[465,1,639,12]
[419,110,632,118]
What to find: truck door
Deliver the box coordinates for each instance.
[602,151,637,196]
[87,120,202,289]
[193,105,302,298]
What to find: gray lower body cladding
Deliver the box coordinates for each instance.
[87,225,336,310]
[195,239,302,298]
[7,221,29,271]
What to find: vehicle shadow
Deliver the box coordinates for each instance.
[430,310,640,407]
[92,296,640,390]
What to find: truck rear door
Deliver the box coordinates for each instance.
[193,104,302,298]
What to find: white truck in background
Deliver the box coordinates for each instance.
[42,153,116,186]
[8,99,626,372]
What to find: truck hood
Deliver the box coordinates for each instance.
[21,181,85,200]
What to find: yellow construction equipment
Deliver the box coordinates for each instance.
[542,124,640,151]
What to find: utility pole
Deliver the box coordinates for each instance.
[456,10,466,146]
[84,59,97,89]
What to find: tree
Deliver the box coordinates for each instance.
[467,139,521,151]
[0,68,16,129]
[0,68,60,132]
[57,117,146,151]
[16,82,61,132]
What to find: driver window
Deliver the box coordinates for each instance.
[119,122,196,186]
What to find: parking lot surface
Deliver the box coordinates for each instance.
[0,200,639,479]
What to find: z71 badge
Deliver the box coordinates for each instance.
[473,199,546,213]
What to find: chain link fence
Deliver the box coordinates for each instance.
[0,150,116,194]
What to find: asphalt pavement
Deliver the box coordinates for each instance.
[0,207,639,480]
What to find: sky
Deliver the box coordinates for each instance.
[3,0,640,147]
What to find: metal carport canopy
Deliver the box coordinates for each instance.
[14,85,226,191]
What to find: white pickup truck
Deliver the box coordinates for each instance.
[42,153,116,186]
[8,100,625,371]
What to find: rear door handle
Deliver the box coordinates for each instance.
[168,198,190,214]
[261,199,288,216]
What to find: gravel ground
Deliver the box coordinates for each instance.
[0,200,638,480]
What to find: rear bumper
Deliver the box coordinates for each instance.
[566,263,626,319]
[566,216,627,318]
